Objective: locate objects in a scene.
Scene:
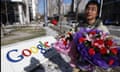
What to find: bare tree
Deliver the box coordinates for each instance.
[71,0,74,13]
[75,0,81,21]
[57,0,64,33]
[47,0,59,17]
[70,0,81,20]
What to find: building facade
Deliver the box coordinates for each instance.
[47,0,59,17]
[102,0,120,21]
[1,0,38,25]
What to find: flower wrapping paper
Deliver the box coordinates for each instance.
[74,27,120,69]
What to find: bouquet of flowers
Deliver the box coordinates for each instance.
[53,32,72,54]
[74,28,120,70]
[53,32,79,67]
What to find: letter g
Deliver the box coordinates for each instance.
[7,49,24,62]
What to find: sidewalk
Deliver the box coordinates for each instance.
[44,26,58,37]
[1,25,72,72]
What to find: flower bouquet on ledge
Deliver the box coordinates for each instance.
[74,27,120,71]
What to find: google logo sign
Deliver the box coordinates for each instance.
[7,41,51,63]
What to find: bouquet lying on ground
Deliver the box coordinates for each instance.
[53,32,74,54]
[53,32,79,67]
[74,28,120,69]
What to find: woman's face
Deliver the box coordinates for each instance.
[85,4,98,20]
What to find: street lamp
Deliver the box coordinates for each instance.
[44,0,48,26]
[99,0,103,18]
[5,0,9,25]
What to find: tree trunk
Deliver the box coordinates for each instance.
[71,0,74,13]
[1,24,5,37]
[75,0,81,21]
[58,0,64,34]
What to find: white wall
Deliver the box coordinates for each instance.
[31,0,38,20]
[18,4,24,24]
[78,0,89,13]
[11,0,23,2]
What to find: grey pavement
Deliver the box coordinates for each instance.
[44,26,58,37]
[107,25,120,37]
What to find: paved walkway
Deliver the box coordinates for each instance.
[1,25,73,72]
[44,26,58,37]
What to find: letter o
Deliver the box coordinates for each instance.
[22,49,31,57]
[30,46,39,54]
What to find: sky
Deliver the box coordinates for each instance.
[38,0,100,15]
[38,0,72,15]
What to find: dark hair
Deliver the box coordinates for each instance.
[85,0,100,16]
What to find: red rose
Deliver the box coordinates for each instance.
[88,48,95,56]
[67,32,71,35]
[79,37,85,43]
[110,48,118,55]
[92,41,99,47]
[89,31,96,35]
[100,47,107,55]
[63,40,67,46]
[106,40,113,46]
[95,39,104,45]
[109,59,114,66]
[51,19,58,25]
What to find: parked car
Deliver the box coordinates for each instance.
[103,19,120,26]
[68,20,78,27]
